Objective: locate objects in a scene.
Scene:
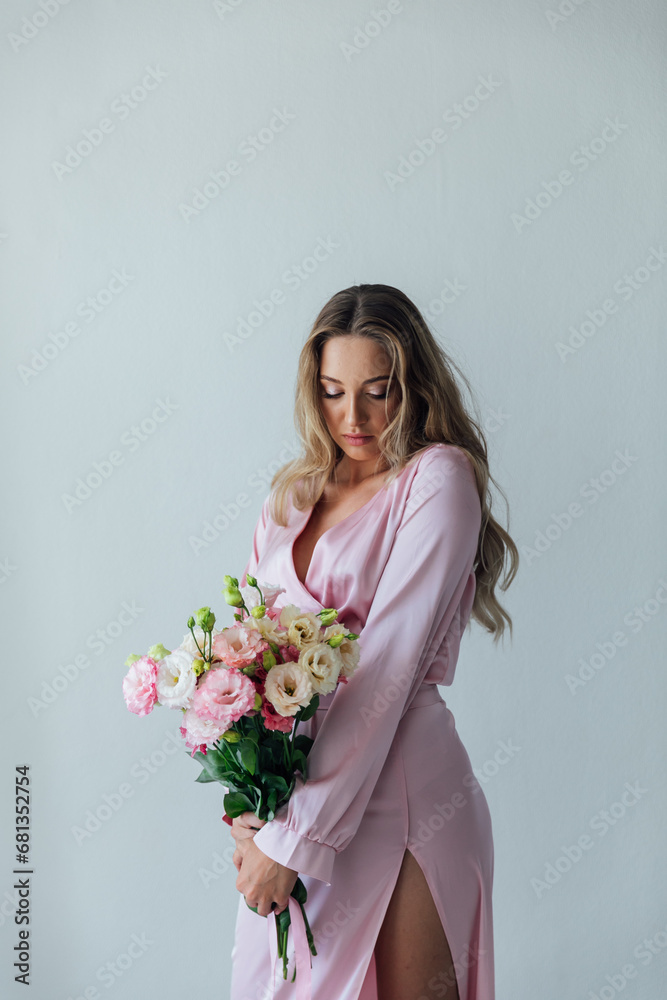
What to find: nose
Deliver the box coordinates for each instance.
[345,393,368,430]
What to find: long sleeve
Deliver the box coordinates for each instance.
[252,445,482,884]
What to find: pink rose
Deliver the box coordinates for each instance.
[261,698,294,733]
[122,656,158,716]
[212,624,268,668]
[193,666,257,728]
[179,708,227,757]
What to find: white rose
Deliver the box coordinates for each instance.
[264,662,314,717]
[279,605,323,649]
[156,648,198,709]
[241,581,285,610]
[322,623,361,678]
[252,615,289,646]
[178,626,221,659]
[298,642,343,696]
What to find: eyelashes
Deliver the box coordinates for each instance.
[320,391,388,399]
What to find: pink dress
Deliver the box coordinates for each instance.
[229,442,495,1000]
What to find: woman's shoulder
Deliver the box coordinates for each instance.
[402,443,480,522]
[408,442,476,480]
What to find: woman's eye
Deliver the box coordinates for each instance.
[320,391,388,399]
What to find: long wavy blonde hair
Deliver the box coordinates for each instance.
[267,283,519,644]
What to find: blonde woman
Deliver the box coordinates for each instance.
[229,283,518,1000]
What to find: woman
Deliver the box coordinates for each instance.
[228,283,518,1000]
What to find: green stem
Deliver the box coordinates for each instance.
[188,623,207,660]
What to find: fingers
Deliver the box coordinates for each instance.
[231,823,256,844]
[231,813,267,845]
[244,897,290,918]
[239,811,267,830]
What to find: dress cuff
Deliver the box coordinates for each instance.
[252,820,335,886]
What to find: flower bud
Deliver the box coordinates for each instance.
[246,574,257,587]
[147,643,171,661]
[254,692,262,711]
[187,616,195,629]
[221,729,241,743]
[319,608,338,625]
[327,633,345,648]
[251,604,266,619]
[192,658,206,677]
[223,587,244,607]
[262,649,277,669]
[194,606,216,631]
[124,653,141,667]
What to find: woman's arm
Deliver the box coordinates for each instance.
[251,445,482,884]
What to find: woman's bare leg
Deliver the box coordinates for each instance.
[374,848,460,1000]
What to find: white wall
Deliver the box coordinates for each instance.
[1,1,665,997]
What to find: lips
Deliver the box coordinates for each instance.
[343,434,373,444]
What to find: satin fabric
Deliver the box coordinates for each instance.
[229,443,495,999]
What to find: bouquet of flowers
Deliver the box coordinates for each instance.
[121,573,360,982]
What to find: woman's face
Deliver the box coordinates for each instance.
[317,335,400,471]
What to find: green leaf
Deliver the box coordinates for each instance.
[291,877,308,905]
[237,740,257,775]
[263,773,289,796]
[299,695,319,722]
[194,769,218,784]
[224,791,256,818]
[192,747,230,783]
[294,734,314,755]
[267,788,277,815]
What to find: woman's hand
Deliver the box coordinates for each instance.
[230,811,266,873]
[236,838,299,918]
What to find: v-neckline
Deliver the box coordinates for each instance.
[287,444,442,600]
[290,480,389,595]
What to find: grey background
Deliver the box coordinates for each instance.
[1,1,666,998]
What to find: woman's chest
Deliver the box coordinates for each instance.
[259,486,399,632]
[292,483,387,587]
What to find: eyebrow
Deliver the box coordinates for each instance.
[319,374,390,385]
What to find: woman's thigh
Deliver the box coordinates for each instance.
[374,846,460,1000]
